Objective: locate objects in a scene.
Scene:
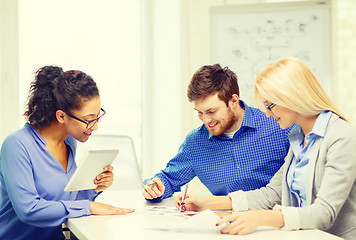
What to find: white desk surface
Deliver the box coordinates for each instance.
[66,190,342,240]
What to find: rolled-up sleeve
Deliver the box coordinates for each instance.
[144,139,195,200]
[228,190,249,211]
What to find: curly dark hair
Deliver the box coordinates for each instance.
[187,64,239,106]
[24,65,99,129]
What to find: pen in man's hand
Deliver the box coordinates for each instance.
[179,184,188,212]
[147,182,157,187]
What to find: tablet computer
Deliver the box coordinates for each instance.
[64,149,119,191]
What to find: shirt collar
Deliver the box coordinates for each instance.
[239,100,256,129]
[25,123,73,149]
[288,124,304,149]
[25,123,47,146]
[309,110,332,138]
[208,100,255,139]
[288,110,332,143]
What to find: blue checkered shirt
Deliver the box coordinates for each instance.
[145,101,291,200]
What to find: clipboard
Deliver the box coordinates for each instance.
[64,149,119,191]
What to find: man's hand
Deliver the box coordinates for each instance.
[142,177,165,199]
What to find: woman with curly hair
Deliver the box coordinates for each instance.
[0,66,134,240]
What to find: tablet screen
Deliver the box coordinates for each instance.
[64,149,119,191]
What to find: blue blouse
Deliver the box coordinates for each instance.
[287,111,332,207]
[0,124,98,240]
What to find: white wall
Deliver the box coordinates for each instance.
[177,0,356,194]
[0,0,185,182]
[336,0,356,122]
[17,0,143,160]
[0,0,146,170]
[141,0,184,178]
[181,0,356,134]
[1,0,356,186]
[0,0,19,143]
[18,0,142,142]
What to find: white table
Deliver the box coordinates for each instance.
[66,190,342,240]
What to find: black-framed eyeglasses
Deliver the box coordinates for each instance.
[66,108,106,129]
[265,102,276,111]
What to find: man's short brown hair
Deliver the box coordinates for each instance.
[187,64,239,106]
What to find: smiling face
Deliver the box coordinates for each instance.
[264,101,299,129]
[64,96,102,142]
[193,93,240,136]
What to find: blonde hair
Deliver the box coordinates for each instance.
[254,57,346,120]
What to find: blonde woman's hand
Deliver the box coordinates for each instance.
[217,210,284,235]
[174,192,208,212]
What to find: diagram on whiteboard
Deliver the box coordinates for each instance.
[212,7,331,106]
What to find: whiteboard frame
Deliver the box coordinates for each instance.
[210,0,333,106]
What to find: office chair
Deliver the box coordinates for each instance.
[63,135,143,238]
[76,134,142,190]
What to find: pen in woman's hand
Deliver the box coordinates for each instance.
[179,185,188,212]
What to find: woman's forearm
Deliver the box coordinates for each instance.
[205,195,232,210]
[260,209,285,228]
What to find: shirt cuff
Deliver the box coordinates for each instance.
[273,205,300,230]
[61,200,92,218]
[228,190,249,212]
[92,190,102,201]
[145,196,163,203]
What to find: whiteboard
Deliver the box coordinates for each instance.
[211,0,332,106]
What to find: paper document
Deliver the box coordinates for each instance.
[153,210,224,233]
[135,206,198,217]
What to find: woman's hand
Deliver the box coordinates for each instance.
[94,165,114,193]
[90,201,134,215]
[217,210,284,235]
[174,192,208,212]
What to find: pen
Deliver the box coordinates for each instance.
[147,182,157,187]
[179,184,188,212]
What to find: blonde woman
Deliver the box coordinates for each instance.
[175,58,356,240]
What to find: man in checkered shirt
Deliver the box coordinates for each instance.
[142,64,290,202]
